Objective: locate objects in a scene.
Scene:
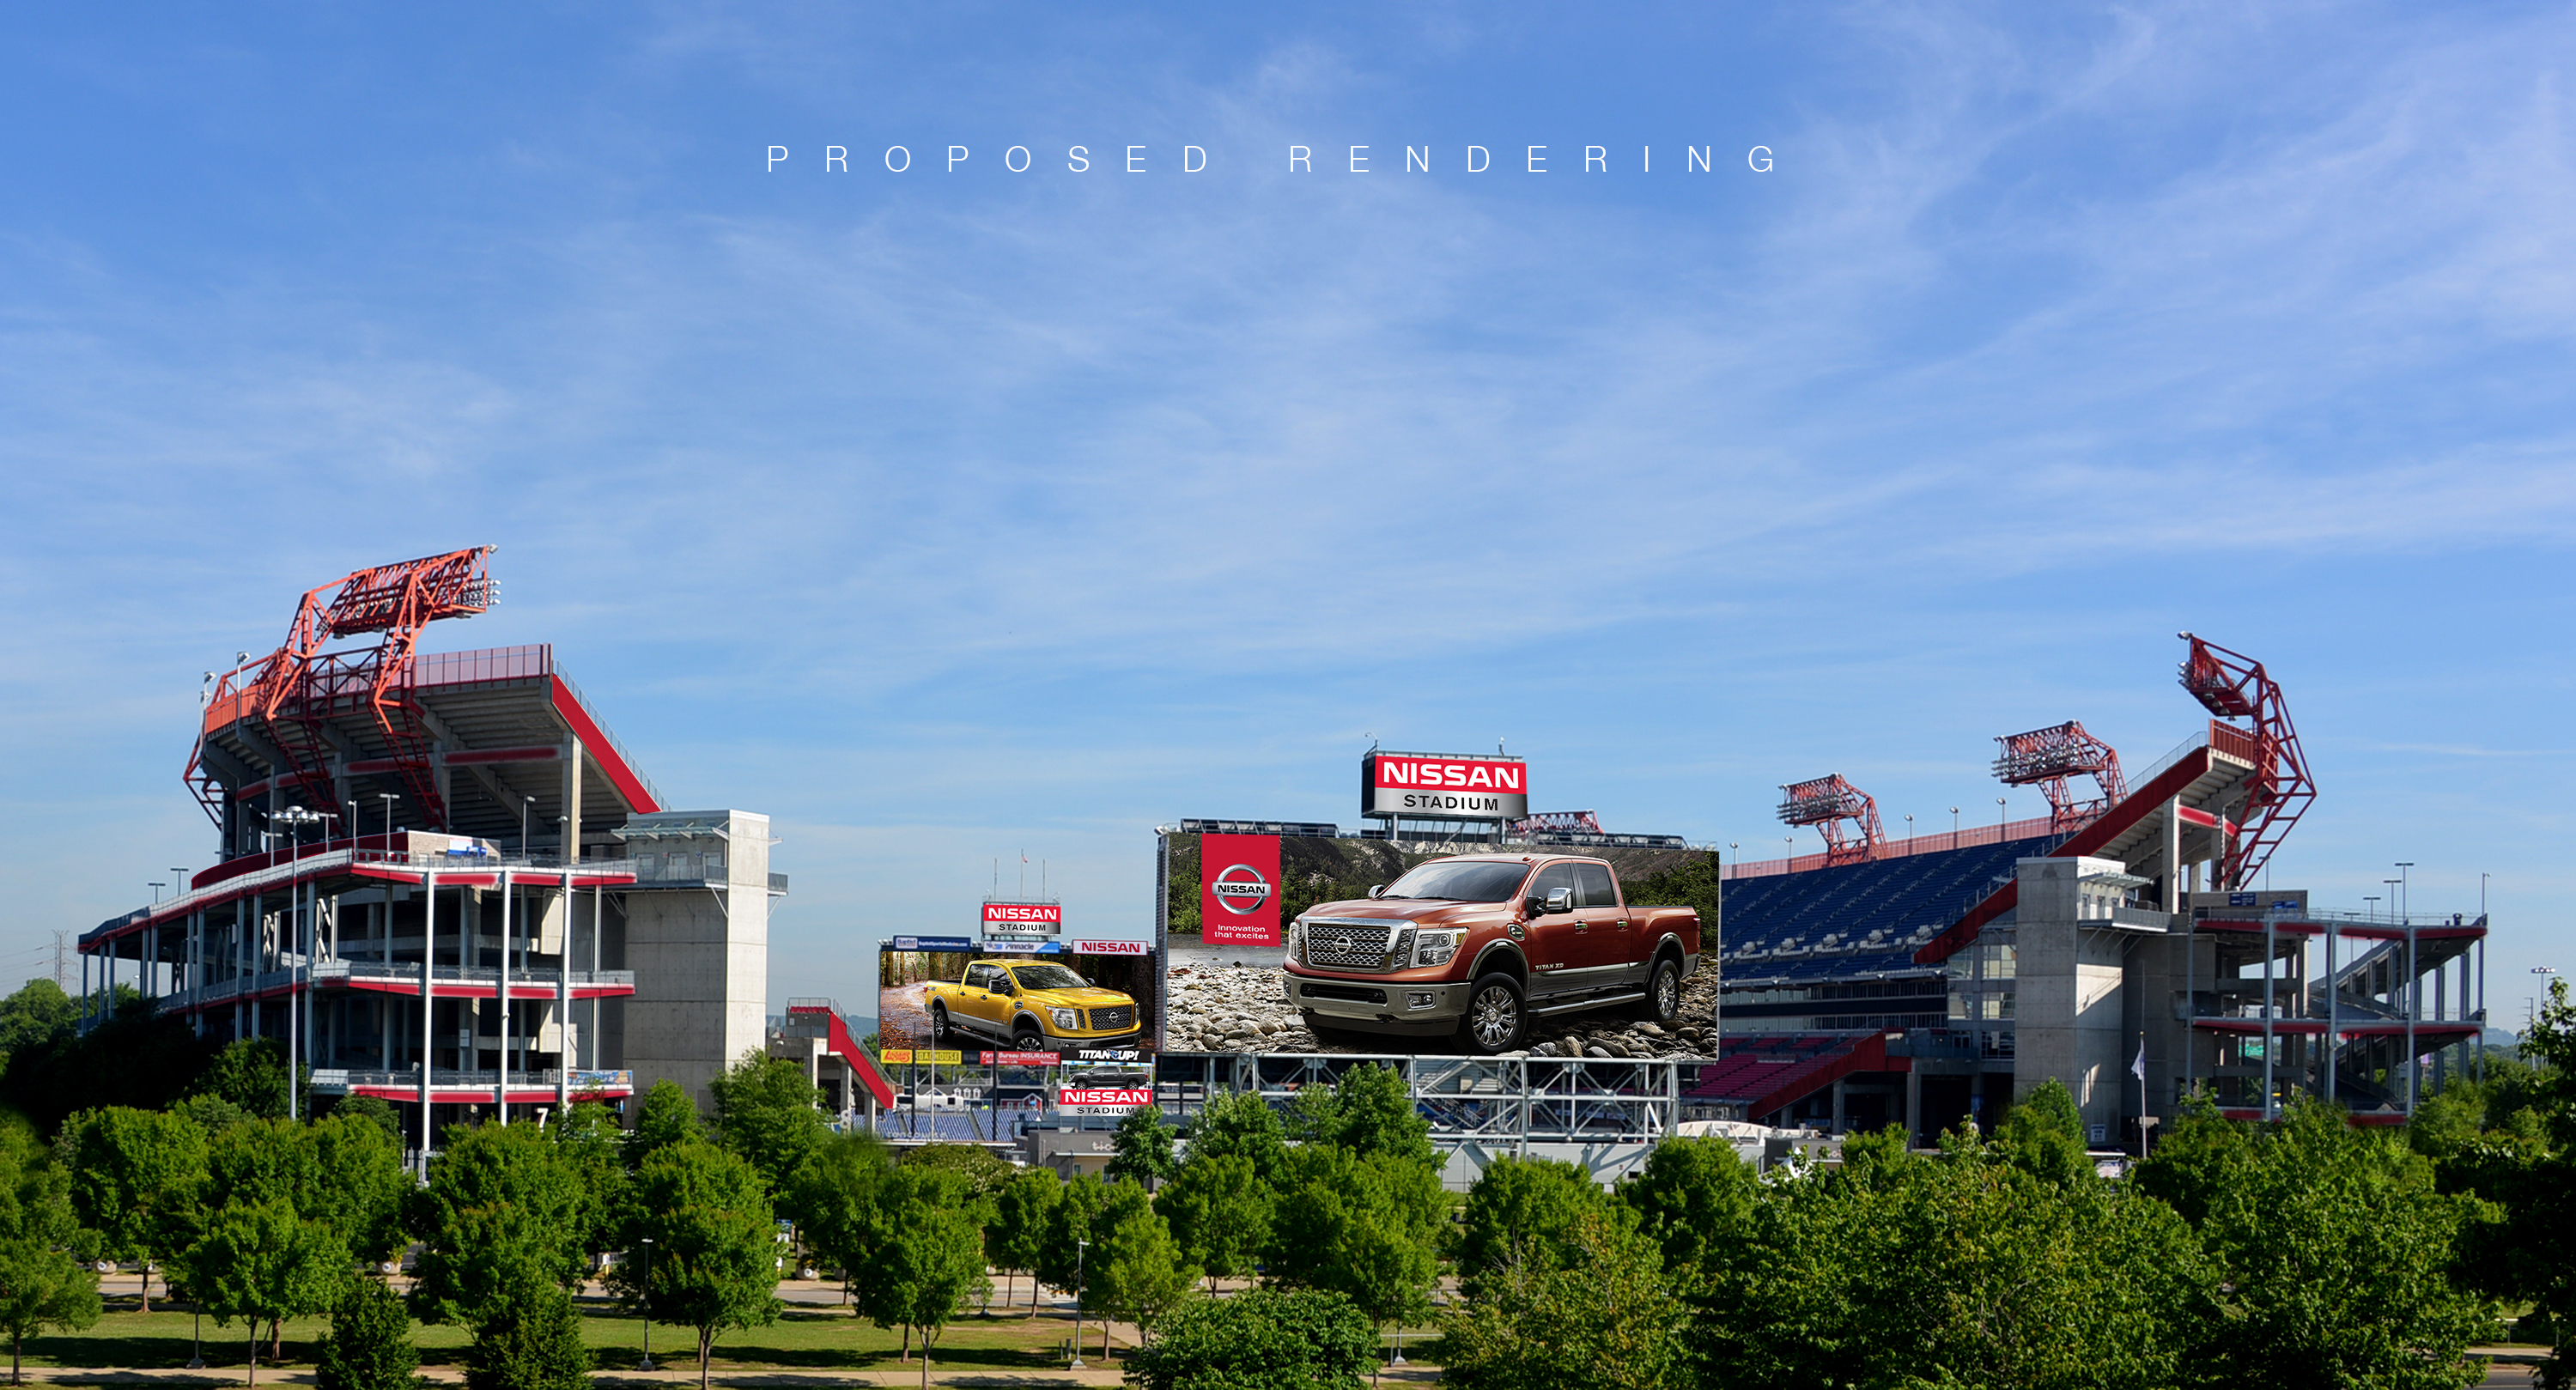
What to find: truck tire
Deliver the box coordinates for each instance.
[1636,956,1682,1024]
[930,1004,953,1044]
[1461,974,1527,1053]
[1012,1022,1049,1053]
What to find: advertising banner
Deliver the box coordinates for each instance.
[878,940,1162,1054]
[1199,833,1281,946]
[1361,751,1529,821]
[1057,1084,1155,1114]
[982,901,1062,936]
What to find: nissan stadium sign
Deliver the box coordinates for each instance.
[1362,751,1529,821]
[982,901,1062,937]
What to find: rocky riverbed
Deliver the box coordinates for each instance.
[1163,959,1731,1059]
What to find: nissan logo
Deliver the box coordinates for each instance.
[1212,863,1273,914]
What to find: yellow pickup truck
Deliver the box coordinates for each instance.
[927,958,1145,1053]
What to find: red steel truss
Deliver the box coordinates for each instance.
[187,548,498,831]
[1776,774,1885,866]
[1509,810,1607,838]
[1992,720,2129,835]
[2178,632,2316,889]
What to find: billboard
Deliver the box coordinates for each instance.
[878,939,1163,1055]
[1198,833,1281,947]
[982,901,1062,937]
[1361,750,1529,822]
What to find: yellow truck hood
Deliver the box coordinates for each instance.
[1022,986,1132,1009]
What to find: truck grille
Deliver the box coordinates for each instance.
[1302,922,1415,972]
[1085,1005,1136,1032]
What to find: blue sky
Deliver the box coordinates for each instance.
[3,3,2571,1024]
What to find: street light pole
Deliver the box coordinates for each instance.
[1070,1238,1089,1369]
[638,1238,656,1370]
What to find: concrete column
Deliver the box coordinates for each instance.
[2164,800,2181,913]
[420,871,437,1174]
[1831,1077,1847,1135]
[498,869,513,1123]
[558,869,573,1112]
[1904,1065,1922,1147]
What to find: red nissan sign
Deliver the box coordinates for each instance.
[1200,833,1280,947]
[982,901,1062,935]
[1058,1085,1155,1114]
[1363,752,1529,820]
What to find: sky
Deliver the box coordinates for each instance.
[2,3,2572,1029]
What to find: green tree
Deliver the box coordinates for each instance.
[460,1282,589,1390]
[1440,1206,1689,1390]
[1267,1146,1443,1344]
[897,1143,1016,1202]
[0,1122,100,1385]
[1288,1064,1435,1167]
[0,980,75,1064]
[1106,1105,1177,1188]
[2196,1098,2493,1390]
[1182,1090,1289,1186]
[195,1037,298,1120]
[185,1198,351,1383]
[329,1097,404,1147]
[625,1080,705,1172]
[610,1140,781,1390]
[1155,1151,1270,1292]
[173,1093,254,1136]
[306,1114,411,1263]
[2133,1090,2253,1229]
[314,1277,420,1390]
[2471,977,2576,1386]
[987,1168,1059,1314]
[1455,1156,1606,1301]
[59,1106,207,1311]
[784,1131,890,1303]
[406,1122,591,1331]
[1088,1197,1198,1347]
[708,1051,828,1203]
[845,1164,990,1380]
[546,1102,631,1278]
[1033,1173,1107,1303]
[1126,1288,1377,1390]
[1616,1135,1759,1275]
[1996,1077,2095,1188]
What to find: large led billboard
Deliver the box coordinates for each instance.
[1360,750,1529,822]
[878,937,1161,1057]
[1157,828,1721,1058]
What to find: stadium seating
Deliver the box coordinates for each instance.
[1720,835,2057,976]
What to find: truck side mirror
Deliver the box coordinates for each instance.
[1545,886,1574,914]
[1367,884,1385,898]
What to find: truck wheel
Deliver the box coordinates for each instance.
[1012,1023,1049,1053]
[1461,974,1526,1053]
[1637,956,1682,1024]
[930,1004,952,1043]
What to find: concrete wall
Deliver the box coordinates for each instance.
[619,810,772,1114]
[2011,856,2135,1137]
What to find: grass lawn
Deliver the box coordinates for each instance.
[15,1298,1089,1375]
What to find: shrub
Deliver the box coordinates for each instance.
[315,1279,419,1390]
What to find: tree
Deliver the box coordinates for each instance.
[708,1051,827,1203]
[1182,1090,1289,1187]
[785,1131,890,1304]
[460,1282,589,1390]
[625,1080,704,1172]
[1155,1152,1269,1292]
[1288,1064,1435,1168]
[611,1140,781,1390]
[186,1198,351,1384]
[1088,1197,1197,1346]
[330,1097,404,1147]
[1996,1077,2095,1188]
[1033,1173,1107,1304]
[546,1102,631,1279]
[1455,1156,1606,1301]
[986,1168,1059,1314]
[59,1106,207,1310]
[1439,1206,1689,1390]
[406,1122,592,1331]
[2196,1098,2493,1390]
[1106,1105,1177,1188]
[1126,1288,1377,1390]
[1267,1146,1443,1344]
[2133,1090,2252,1229]
[0,980,74,1064]
[305,1114,411,1264]
[195,1037,297,1120]
[0,1122,99,1386]
[897,1143,1016,1202]
[315,1277,420,1390]
[846,1164,990,1381]
[1617,1135,1759,1275]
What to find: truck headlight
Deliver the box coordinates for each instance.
[1285,918,1304,964]
[1049,1007,1080,1030]
[1414,930,1458,968]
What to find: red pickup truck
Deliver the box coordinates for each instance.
[1280,853,1702,1053]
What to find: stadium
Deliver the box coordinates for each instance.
[70,555,2494,1174]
